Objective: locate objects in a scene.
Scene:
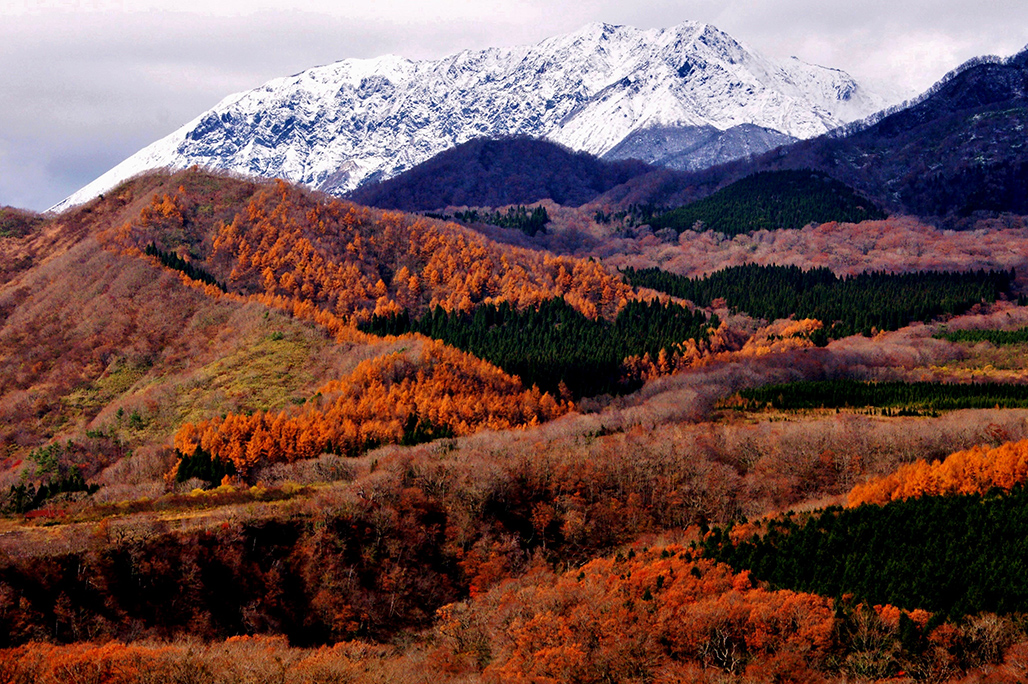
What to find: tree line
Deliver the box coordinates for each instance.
[848,438,1028,506]
[144,243,226,291]
[936,325,1028,345]
[624,264,1013,338]
[173,340,567,480]
[728,379,1028,412]
[2,443,100,514]
[360,297,716,397]
[593,203,663,228]
[451,205,550,237]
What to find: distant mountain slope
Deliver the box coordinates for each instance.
[53,21,883,212]
[835,49,1028,219]
[602,123,797,171]
[348,137,652,210]
[648,169,886,235]
[597,47,1028,223]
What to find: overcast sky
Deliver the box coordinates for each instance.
[3,0,1027,212]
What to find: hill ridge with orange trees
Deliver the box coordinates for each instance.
[92,169,633,323]
[93,169,640,474]
[0,168,591,490]
[173,338,568,478]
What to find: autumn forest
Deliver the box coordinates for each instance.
[5,70,1028,684]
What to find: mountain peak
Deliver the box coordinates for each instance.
[572,20,624,36]
[52,21,885,213]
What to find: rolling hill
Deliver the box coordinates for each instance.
[5,88,1028,682]
[647,169,887,235]
[347,137,652,211]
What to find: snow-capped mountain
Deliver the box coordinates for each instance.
[53,21,885,211]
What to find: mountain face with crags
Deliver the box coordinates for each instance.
[53,21,883,212]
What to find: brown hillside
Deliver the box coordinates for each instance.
[92,168,632,321]
[0,226,399,477]
[591,215,1028,286]
[0,169,599,491]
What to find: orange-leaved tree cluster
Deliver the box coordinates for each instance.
[210,181,632,319]
[848,438,1028,506]
[101,173,633,323]
[436,546,837,682]
[0,637,404,684]
[174,338,568,477]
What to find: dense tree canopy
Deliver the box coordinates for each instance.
[936,325,1028,344]
[624,264,1013,338]
[361,297,716,397]
[451,205,550,237]
[728,379,1028,413]
[648,170,887,236]
[704,486,1028,617]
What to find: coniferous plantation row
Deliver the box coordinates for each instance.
[361,298,715,397]
[936,325,1028,344]
[624,264,1013,338]
[702,487,1028,617]
[728,379,1028,412]
[648,170,888,237]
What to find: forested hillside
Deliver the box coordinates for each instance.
[172,340,568,477]
[648,170,886,236]
[101,169,633,321]
[937,325,1028,344]
[704,485,1028,617]
[348,137,652,211]
[450,204,550,237]
[4,160,1028,684]
[0,167,645,510]
[587,48,1028,225]
[849,439,1028,505]
[728,379,1028,412]
[361,298,716,396]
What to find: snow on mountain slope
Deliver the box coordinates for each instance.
[53,21,885,212]
[603,124,798,172]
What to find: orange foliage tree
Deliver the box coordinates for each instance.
[848,438,1028,506]
[208,181,632,320]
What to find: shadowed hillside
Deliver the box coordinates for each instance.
[648,170,886,236]
[348,137,652,211]
[593,47,1028,225]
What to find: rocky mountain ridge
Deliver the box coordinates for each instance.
[53,21,884,212]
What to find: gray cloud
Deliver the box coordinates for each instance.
[2,1,1026,211]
